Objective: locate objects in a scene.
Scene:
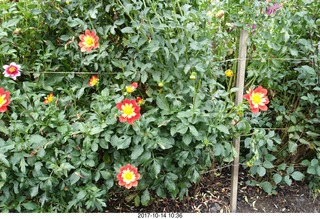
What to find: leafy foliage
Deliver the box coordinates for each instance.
[0,0,319,212]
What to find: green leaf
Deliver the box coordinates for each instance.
[273,174,282,184]
[291,171,304,181]
[30,185,39,197]
[156,96,169,111]
[288,141,298,153]
[69,173,81,185]
[157,137,174,149]
[75,87,85,99]
[121,27,135,34]
[134,195,140,207]
[100,170,112,180]
[22,202,37,211]
[0,125,9,135]
[216,125,230,134]
[257,166,266,177]
[189,125,199,137]
[0,153,9,167]
[77,191,86,200]
[141,189,150,206]
[2,18,21,28]
[151,160,161,178]
[263,160,274,169]
[131,145,144,160]
[260,181,273,194]
[182,134,192,145]
[111,135,132,149]
[90,127,104,135]
[284,175,292,186]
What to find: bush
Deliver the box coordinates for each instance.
[0,0,319,212]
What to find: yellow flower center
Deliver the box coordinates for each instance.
[126,86,135,93]
[90,77,99,86]
[251,93,262,105]
[45,94,54,103]
[84,36,95,47]
[0,94,7,107]
[122,103,135,118]
[122,170,135,183]
[9,66,16,73]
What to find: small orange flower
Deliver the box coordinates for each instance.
[44,93,54,104]
[126,82,138,93]
[117,164,140,189]
[78,30,99,52]
[136,97,144,105]
[225,69,234,77]
[0,88,10,113]
[88,75,99,86]
[243,86,269,114]
[116,98,141,124]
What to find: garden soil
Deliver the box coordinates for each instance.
[106,166,320,213]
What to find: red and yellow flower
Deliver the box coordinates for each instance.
[136,97,144,105]
[126,82,138,93]
[117,164,140,189]
[116,99,141,124]
[44,93,54,104]
[3,62,21,80]
[88,75,99,86]
[243,86,269,114]
[78,30,99,52]
[0,88,10,112]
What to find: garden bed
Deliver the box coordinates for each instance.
[106,167,320,213]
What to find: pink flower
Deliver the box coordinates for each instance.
[266,3,282,15]
[116,98,141,124]
[117,164,141,189]
[243,86,269,114]
[3,62,21,80]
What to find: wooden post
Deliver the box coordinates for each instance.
[230,30,248,213]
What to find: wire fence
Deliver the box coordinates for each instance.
[19,57,318,75]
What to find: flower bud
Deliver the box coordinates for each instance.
[215,10,225,19]
[190,72,197,80]
[158,81,164,87]
[225,69,234,77]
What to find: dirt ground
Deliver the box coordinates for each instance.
[106,166,320,213]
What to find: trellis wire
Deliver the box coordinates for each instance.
[20,57,315,75]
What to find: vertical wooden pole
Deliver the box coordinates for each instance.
[230,30,248,213]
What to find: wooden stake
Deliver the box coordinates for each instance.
[230,30,248,213]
